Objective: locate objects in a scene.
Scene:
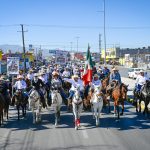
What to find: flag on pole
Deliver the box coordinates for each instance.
[82,44,94,85]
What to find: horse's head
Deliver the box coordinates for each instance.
[29,90,40,102]
[74,86,80,100]
[51,90,58,104]
[145,80,150,96]
[121,83,128,99]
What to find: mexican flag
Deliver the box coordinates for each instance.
[82,44,94,85]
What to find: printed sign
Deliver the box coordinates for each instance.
[55,50,67,64]
[7,57,19,75]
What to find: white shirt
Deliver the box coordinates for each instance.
[27,73,34,80]
[64,78,84,91]
[136,75,148,85]
[62,71,70,77]
[14,80,27,90]
[39,76,46,84]
[91,79,102,89]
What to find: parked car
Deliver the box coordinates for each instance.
[128,68,141,79]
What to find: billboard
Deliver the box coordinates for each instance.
[7,57,19,75]
[55,50,68,64]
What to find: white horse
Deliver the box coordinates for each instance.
[51,90,62,127]
[72,86,83,130]
[28,90,42,124]
[90,85,103,126]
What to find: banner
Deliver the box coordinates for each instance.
[7,57,19,75]
[55,50,67,64]
[0,51,2,61]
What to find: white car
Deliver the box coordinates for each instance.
[128,68,141,79]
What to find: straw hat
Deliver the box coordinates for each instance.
[0,75,6,80]
[94,74,99,78]
[112,67,118,71]
[17,75,24,79]
[52,71,59,76]
[72,74,79,79]
[34,73,39,77]
[140,70,144,73]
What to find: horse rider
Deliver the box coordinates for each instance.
[109,67,121,84]
[97,68,105,80]
[62,67,71,78]
[13,75,28,98]
[135,70,149,92]
[31,73,47,108]
[91,74,102,89]
[27,69,34,81]
[0,75,10,100]
[51,71,68,104]
[103,65,110,78]
[64,74,84,100]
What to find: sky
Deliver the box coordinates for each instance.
[0,0,150,52]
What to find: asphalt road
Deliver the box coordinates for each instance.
[0,103,150,150]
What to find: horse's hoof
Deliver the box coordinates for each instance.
[75,126,78,130]
[120,113,123,116]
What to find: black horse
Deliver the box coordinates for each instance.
[140,80,150,116]
[12,90,28,120]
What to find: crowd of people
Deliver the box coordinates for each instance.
[0,63,149,109]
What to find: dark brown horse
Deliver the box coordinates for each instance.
[140,80,150,116]
[111,83,128,119]
[0,94,5,126]
[101,76,111,112]
[11,90,28,120]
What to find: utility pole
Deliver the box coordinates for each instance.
[103,0,107,65]
[20,24,27,73]
[76,36,80,52]
[99,34,102,63]
[70,42,73,52]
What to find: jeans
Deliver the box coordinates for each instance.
[68,90,84,100]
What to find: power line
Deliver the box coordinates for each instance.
[1,24,150,30]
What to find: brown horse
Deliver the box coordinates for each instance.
[0,94,5,126]
[101,76,111,112]
[111,83,128,119]
[83,88,93,111]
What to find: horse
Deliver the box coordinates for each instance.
[101,76,111,111]
[28,89,42,124]
[51,89,62,127]
[2,93,11,121]
[90,85,103,126]
[133,87,142,112]
[0,94,5,126]
[140,80,150,116]
[111,83,128,119]
[72,86,83,130]
[11,89,28,120]
[40,86,48,107]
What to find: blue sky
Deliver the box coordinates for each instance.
[0,0,150,52]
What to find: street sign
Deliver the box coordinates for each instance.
[7,57,19,75]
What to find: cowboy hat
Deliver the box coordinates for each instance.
[52,71,59,76]
[0,75,6,80]
[94,74,99,78]
[17,75,24,79]
[72,74,79,79]
[140,70,144,73]
[112,67,118,71]
[34,73,39,77]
